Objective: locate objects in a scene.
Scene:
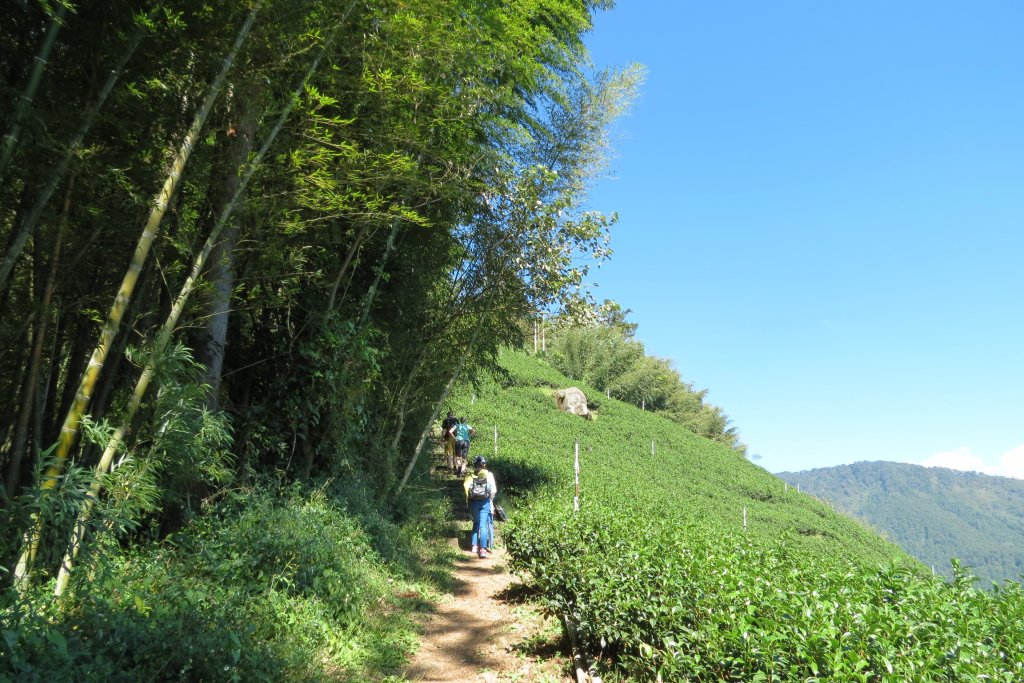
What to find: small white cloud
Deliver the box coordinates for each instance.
[918,446,996,475]
[997,445,1024,480]
[912,445,1024,480]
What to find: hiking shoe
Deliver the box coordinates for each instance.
[478,550,487,559]
[471,545,478,554]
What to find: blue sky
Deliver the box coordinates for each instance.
[582,2,1024,476]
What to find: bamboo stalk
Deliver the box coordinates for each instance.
[395,315,485,497]
[386,344,431,453]
[53,25,335,596]
[5,179,70,497]
[0,24,143,294]
[325,224,368,312]
[357,222,400,332]
[0,5,66,186]
[13,5,260,592]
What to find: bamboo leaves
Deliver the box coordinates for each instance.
[0,0,634,597]
[13,4,260,591]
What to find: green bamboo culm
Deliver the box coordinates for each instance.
[0,21,144,294]
[13,5,261,593]
[52,23,338,596]
[0,5,66,187]
[395,313,484,497]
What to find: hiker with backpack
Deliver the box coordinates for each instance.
[463,455,497,559]
[447,416,475,476]
[440,411,459,473]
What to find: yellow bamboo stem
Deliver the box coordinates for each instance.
[13,6,260,592]
[53,25,331,596]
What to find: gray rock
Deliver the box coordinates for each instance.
[554,387,591,419]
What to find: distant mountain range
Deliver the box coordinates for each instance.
[776,461,1024,586]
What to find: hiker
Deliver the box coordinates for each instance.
[448,416,475,476]
[464,456,497,559]
[440,410,459,473]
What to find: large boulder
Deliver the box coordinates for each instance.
[554,387,591,419]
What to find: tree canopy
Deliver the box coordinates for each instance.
[544,310,747,454]
[0,0,639,592]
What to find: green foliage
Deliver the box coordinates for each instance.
[549,324,644,389]
[0,481,449,682]
[779,461,1024,585]
[546,323,746,453]
[450,350,1024,681]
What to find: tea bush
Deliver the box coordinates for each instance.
[451,350,1024,681]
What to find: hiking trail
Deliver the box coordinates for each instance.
[403,458,570,683]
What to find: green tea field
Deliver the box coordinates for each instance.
[447,350,1024,682]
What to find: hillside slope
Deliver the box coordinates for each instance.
[777,461,1024,584]
[440,350,1024,682]
[450,350,911,566]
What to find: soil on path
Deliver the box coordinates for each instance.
[403,472,569,683]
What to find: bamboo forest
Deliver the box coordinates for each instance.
[0,0,644,679]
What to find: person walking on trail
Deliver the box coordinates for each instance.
[440,410,459,473]
[464,456,497,559]
[448,416,475,476]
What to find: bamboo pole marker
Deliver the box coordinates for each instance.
[743,507,747,531]
[573,438,580,512]
[493,424,498,457]
[651,439,655,456]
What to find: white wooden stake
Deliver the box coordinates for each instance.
[573,438,580,512]
[651,440,655,456]
[493,424,498,456]
[743,507,747,531]
[784,481,788,494]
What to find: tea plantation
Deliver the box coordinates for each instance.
[448,350,1024,682]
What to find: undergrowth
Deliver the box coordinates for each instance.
[0,478,456,682]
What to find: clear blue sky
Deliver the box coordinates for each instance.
[583,2,1024,477]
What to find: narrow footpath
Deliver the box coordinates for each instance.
[403,461,570,683]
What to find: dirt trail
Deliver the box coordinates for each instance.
[403,470,569,682]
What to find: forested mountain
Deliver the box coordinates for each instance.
[777,461,1024,584]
